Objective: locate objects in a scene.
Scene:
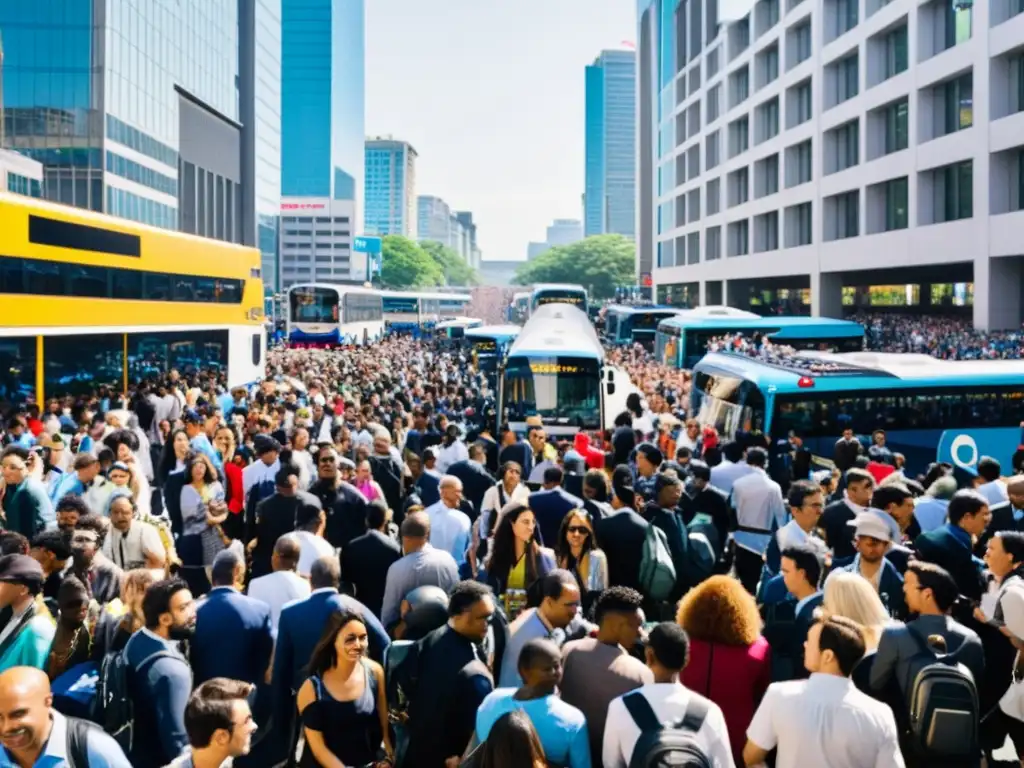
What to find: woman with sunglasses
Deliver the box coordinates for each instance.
[484,502,555,620]
[555,509,608,612]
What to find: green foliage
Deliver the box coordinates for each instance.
[380,236,444,288]
[419,240,479,286]
[513,234,636,299]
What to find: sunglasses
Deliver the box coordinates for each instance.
[566,525,590,535]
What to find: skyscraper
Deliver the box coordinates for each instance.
[0,2,250,240]
[365,137,417,238]
[280,0,365,205]
[584,49,637,239]
[417,195,453,245]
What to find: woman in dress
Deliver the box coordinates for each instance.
[484,502,555,620]
[296,609,392,767]
[555,509,608,612]
[179,453,228,583]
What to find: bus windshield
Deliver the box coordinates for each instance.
[533,290,586,311]
[290,287,338,324]
[503,356,600,428]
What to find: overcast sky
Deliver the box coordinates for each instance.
[365,0,636,262]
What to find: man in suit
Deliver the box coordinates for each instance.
[913,489,990,607]
[270,555,390,764]
[415,447,443,508]
[763,543,824,682]
[249,465,319,580]
[978,474,1024,552]
[191,549,273,688]
[528,466,582,547]
[341,499,402,620]
[819,467,875,561]
[678,460,731,556]
[308,445,368,550]
[840,512,906,620]
[447,443,495,522]
[593,491,648,593]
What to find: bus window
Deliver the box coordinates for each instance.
[0,338,37,410]
[44,333,124,398]
[252,334,262,365]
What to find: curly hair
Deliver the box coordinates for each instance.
[675,575,762,647]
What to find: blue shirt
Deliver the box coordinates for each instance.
[0,711,132,768]
[50,473,85,505]
[476,690,590,768]
[425,501,471,567]
[190,434,223,473]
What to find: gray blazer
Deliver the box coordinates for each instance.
[870,614,985,699]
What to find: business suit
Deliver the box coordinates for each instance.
[309,479,369,550]
[269,588,391,764]
[913,525,987,603]
[977,500,1024,555]
[191,587,273,687]
[341,529,402,620]
[498,441,533,479]
[447,459,494,522]
[820,499,860,561]
[762,591,822,682]
[593,508,648,593]
[528,487,582,547]
[679,482,731,558]
[415,469,442,508]
[839,558,906,620]
[124,629,192,768]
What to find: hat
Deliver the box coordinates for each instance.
[182,409,203,424]
[110,461,130,473]
[849,511,894,542]
[0,555,44,591]
[253,435,282,456]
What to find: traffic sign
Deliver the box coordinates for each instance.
[354,236,382,254]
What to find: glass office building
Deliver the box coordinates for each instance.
[281,0,365,207]
[365,138,417,238]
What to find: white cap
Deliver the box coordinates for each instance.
[849,510,894,542]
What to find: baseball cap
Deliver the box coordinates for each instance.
[0,554,44,591]
[849,510,895,542]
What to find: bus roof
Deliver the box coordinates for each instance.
[531,283,588,293]
[659,314,863,338]
[512,292,530,301]
[695,350,1024,392]
[607,305,684,317]
[436,317,482,329]
[674,305,761,320]
[508,303,602,360]
[464,325,521,341]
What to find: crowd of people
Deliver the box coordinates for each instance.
[0,319,1024,767]
[852,314,1024,360]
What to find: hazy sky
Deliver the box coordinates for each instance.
[365,0,636,262]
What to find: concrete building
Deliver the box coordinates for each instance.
[365,137,417,238]
[637,0,1024,328]
[546,217,584,246]
[278,196,365,288]
[585,49,637,239]
[0,148,43,198]
[455,211,481,269]
[417,195,453,245]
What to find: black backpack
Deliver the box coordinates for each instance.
[65,715,96,768]
[905,627,980,762]
[93,634,175,754]
[622,691,714,768]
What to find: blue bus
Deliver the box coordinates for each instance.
[604,306,684,348]
[657,314,865,370]
[381,291,442,332]
[466,325,520,380]
[286,284,384,346]
[530,283,588,315]
[690,350,1024,475]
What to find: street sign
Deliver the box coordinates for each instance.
[353,236,382,253]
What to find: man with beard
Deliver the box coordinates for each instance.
[69,515,124,606]
[0,666,130,766]
[124,578,196,768]
[309,445,368,550]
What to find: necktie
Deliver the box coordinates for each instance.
[119,534,126,570]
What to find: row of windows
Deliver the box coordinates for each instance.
[105,115,178,168]
[281,217,351,224]
[0,256,243,304]
[106,187,178,231]
[341,293,384,323]
[106,152,178,197]
[7,173,42,198]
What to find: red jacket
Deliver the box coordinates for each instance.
[222,460,245,515]
[573,433,605,470]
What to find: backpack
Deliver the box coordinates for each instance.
[66,715,95,768]
[681,514,718,589]
[639,522,676,602]
[93,634,176,754]
[622,691,713,768]
[905,626,980,761]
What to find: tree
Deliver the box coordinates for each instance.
[380,236,444,288]
[419,240,479,286]
[513,234,635,299]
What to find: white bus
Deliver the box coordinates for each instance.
[286,284,384,347]
[381,291,442,331]
[530,283,588,315]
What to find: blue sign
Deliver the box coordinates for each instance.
[354,235,382,254]
[937,427,1021,476]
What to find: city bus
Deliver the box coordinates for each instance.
[0,191,265,408]
[656,313,865,370]
[509,292,530,323]
[286,284,384,346]
[530,283,588,315]
[690,350,1024,475]
[465,325,520,379]
[435,317,484,344]
[381,290,442,332]
[604,306,685,348]
[500,303,637,436]
[437,292,472,317]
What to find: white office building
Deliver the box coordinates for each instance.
[638,0,1024,329]
[279,197,367,288]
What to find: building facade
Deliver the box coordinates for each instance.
[279,197,365,288]
[638,0,1024,329]
[0,147,43,198]
[546,217,584,246]
[365,137,417,238]
[417,194,454,243]
[585,49,637,239]
[455,211,481,269]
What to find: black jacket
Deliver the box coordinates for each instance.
[528,487,582,547]
[447,460,494,522]
[594,507,647,592]
[310,478,369,550]
[370,454,404,522]
[341,530,402,620]
[251,490,319,579]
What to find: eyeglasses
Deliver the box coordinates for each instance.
[566,526,590,535]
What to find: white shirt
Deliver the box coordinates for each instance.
[102,521,165,571]
[731,469,787,555]
[247,570,311,634]
[294,531,336,577]
[709,459,756,496]
[436,440,468,474]
[977,479,1008,507]
[746,673,904,768]
[603,683,736,768]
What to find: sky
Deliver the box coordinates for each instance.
[365,0,636,263]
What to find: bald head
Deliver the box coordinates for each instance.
[0,667,53,752]
[439,475,463,492]
[272,534,301,572]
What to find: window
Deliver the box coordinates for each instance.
[342,292,385,323]
[688,145,701,178]
[831,0,858,39]
[730,66,750,107]
[786,202,813,246]
[757,98,780,143]
[707,47,721,79]
[788,140,813,187]
[707,85,721,123]
[729,116,750,157]
[728,219,750,256]
[883,26,909,80]
[687,232,701,263]
[827,120,859,174]
[754,211,780,252]
[1013,55,1024,115]
[0,256,244,304]
[125,330,231,385]
[938,73,973,137]
[791,80,812,127]
[756,154,780,197]
[729,167,750,207]
[688,189,701,221]
[940,3,972,51]
[792,21,811,67]
[758,45,780,87]
[706,226,722,260]
[707,178,722,214]
[884,177,909,231]
[935,161,973,223]
[833,53,859,105]
[44,334,123,398]
[883,99,909,154]
[757,0,781,36]
[0,337,36,410]
[707,131,721,169]
[252,335,262,366]
[829,190,860,239]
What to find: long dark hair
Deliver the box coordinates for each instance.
[307,610,367,676]
[479,710,546,768]
[486,502,541,592]
[555,509,595,571]
[184,452,216,485]
[157,428,189,484]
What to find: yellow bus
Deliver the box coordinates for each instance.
[0,191,266,408]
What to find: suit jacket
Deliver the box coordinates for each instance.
[978,501,1024,555]
[679,483,731,554]
[819,499,859,561]
[1,478,53,538]
[191,587,273,686]
[762,591,822,682]
[593,508,647,592]
[528,487,582,547]
[370,454,404,522]
[447,460,494,521]
[310,479,369,550]
[250,491,319,580]
[341,530,402,620]
[498,442,533,479]
[124,629,192,768]
[839,558,906,620]
[415,470,442,508]
[914,525,987,602]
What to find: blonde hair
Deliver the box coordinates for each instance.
[822,570,890,649]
